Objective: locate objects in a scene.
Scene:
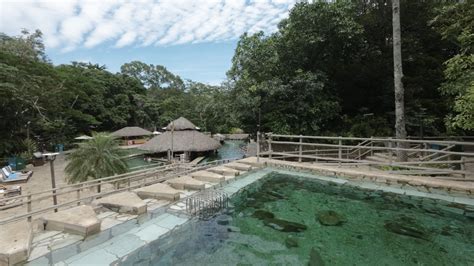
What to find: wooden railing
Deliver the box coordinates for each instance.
[261,133,474,179]
[0,158,239,225]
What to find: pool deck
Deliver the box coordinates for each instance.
[3,156,474,265]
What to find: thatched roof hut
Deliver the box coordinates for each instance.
[111,127,153,138]
[140,117,221,153]
[165,117,199,131]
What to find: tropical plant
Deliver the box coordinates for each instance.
[18,138,37,160]
[65,133,128,184]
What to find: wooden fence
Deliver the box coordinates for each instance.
[0,158,238,225]
[258,133,474,179]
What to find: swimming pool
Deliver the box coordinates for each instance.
[123,172,474,265]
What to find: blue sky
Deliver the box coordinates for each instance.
[1,0,297,85]
[46,41,237,85]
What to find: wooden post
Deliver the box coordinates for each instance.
[338,136,342,159]
[461,157,466,178]
[338,136,342,167]
[388,138,393,164]
[27,195,32,222]
[370,136,374,156]
[256,131,260,162]
[76,185,81,206]
[268,133,273,159]
[298,135,303,163]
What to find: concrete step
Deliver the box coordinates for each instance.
[0,220,33,265]
[208,166,240,176]
[166,176,206,190]
[93,192,147,215]
[190,170,225,183]
[41,205,100,237]
[225,162,254,171]
[237,157,266,168]
[134,183,181,201]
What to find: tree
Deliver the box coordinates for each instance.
[392,0,407,161]
[65,133,127,184]
[120,61,184,90]
[431,2,474,132]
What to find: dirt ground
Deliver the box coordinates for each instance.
[0,154,104,220]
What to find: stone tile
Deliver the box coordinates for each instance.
[65,248,118,266]
[133,224,169,243]
[100,217,124,231]
[110,220,137,237]
[103,234,145,258]
[79,230,111,252]
[96,211,117,220]
[27,244,50,262]
[32,230,62,243]
[51,243,80,264]
[152,213,188,230]
[453,197,474,206]
[48,235,83,250]
[25,255,50,265]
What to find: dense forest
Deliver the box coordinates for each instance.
[0,0,472,157]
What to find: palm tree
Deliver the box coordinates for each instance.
[392,0,407,161]
[65,133,128,187]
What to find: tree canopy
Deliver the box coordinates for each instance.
[1,0,472,158]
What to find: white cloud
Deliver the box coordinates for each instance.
[0,0,297,51]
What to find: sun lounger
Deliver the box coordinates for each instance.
[1,166,33,183]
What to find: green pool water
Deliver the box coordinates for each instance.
[125,172,474,265]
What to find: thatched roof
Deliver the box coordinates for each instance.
[111,126,152,137]
[165,117,198,131]
[139,130,221,153]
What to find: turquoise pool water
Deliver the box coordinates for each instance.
[124,172,474,265]
[203,140,246,162]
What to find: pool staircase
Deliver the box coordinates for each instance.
[0,158,265,265]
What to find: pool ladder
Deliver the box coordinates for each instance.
[186,190,229,220]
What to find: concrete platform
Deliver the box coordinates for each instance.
[0,221,33,265]
[208,166,241,176]
[190,170,225,183]
[93,192,147,215]
[42,205,101,237]
[237,157,267,167]
[224,162,253,171]
[133,183,180,201]
[166,176,206,190]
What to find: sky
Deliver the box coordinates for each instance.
[0,0,297,85]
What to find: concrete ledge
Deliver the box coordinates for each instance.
[42,205,101,237]
[166,176,206,190]
[93,192,147,215]
[237,157,267,167]
[0,221,33,266]
[225,162,253,171]
[208,166,240,176]
[134,183,180,201]
[190,170,225,183]
[264,159,474,196]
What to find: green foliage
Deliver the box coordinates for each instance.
[18,138,37,160]
[431,1,474,131]
[65,133,127,183]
